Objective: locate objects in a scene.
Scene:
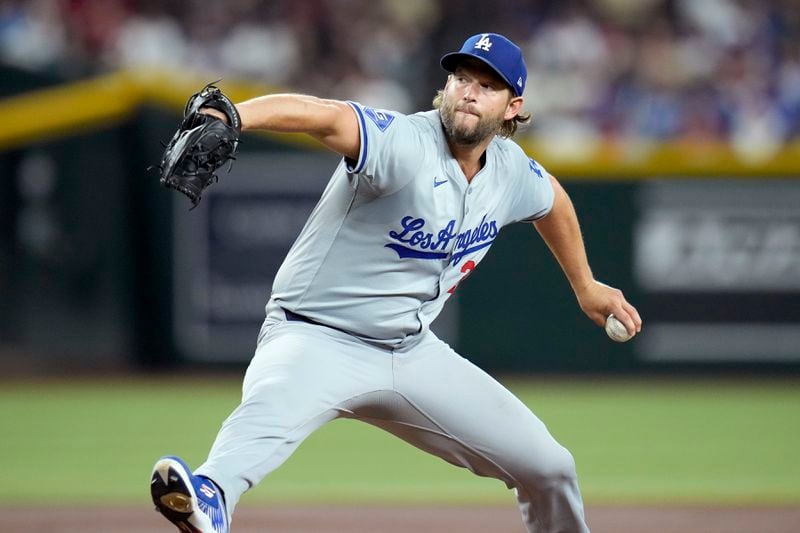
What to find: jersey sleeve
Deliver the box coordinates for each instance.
[344,101,423,195]
[510,155,555,223]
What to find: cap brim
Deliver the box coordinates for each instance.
[440,52,516,95]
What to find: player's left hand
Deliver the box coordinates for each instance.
[575,280,642,337]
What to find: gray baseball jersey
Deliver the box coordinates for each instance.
[269,103,554,346]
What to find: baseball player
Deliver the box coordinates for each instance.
[150,32,642,533]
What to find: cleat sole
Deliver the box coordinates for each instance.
[161,492,193,513]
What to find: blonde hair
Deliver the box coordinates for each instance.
[432,89,531,138]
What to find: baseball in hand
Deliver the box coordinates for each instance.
[605,314,633,342]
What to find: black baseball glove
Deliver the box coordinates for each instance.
[154,82,242,208]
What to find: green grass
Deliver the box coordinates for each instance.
[0,377,798,507]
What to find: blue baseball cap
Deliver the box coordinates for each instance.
[440,33,527,97]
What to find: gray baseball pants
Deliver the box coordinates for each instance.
[195,313,589,533]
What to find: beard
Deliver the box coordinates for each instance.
[439,95,505,146]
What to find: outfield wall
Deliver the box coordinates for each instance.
[1,67,798,372]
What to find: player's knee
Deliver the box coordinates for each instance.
[547,446,578,483]
[520,444,578,488]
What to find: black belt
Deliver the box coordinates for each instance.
[282,308,355,339]
[284,308,317,325]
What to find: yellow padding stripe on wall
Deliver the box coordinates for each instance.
[1,69,799,177]
[524,139,800,178]
[0,69,321,152]
[0,71,141,149]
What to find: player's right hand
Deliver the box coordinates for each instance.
[575,280,642,337]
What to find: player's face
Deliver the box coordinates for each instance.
[440,62,520,145]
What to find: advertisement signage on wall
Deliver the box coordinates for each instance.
[633,180,800,362]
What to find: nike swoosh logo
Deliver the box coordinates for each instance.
[433,178,448,188]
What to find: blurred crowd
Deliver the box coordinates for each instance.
[1,0,799,150]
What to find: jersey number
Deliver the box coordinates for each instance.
[447,260,476,294]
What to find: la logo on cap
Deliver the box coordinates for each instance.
[474,34,492,51]
[440,32,527,96]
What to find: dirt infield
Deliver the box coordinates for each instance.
[4,505,800,532]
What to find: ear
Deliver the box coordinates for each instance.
[504,96,524,121]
